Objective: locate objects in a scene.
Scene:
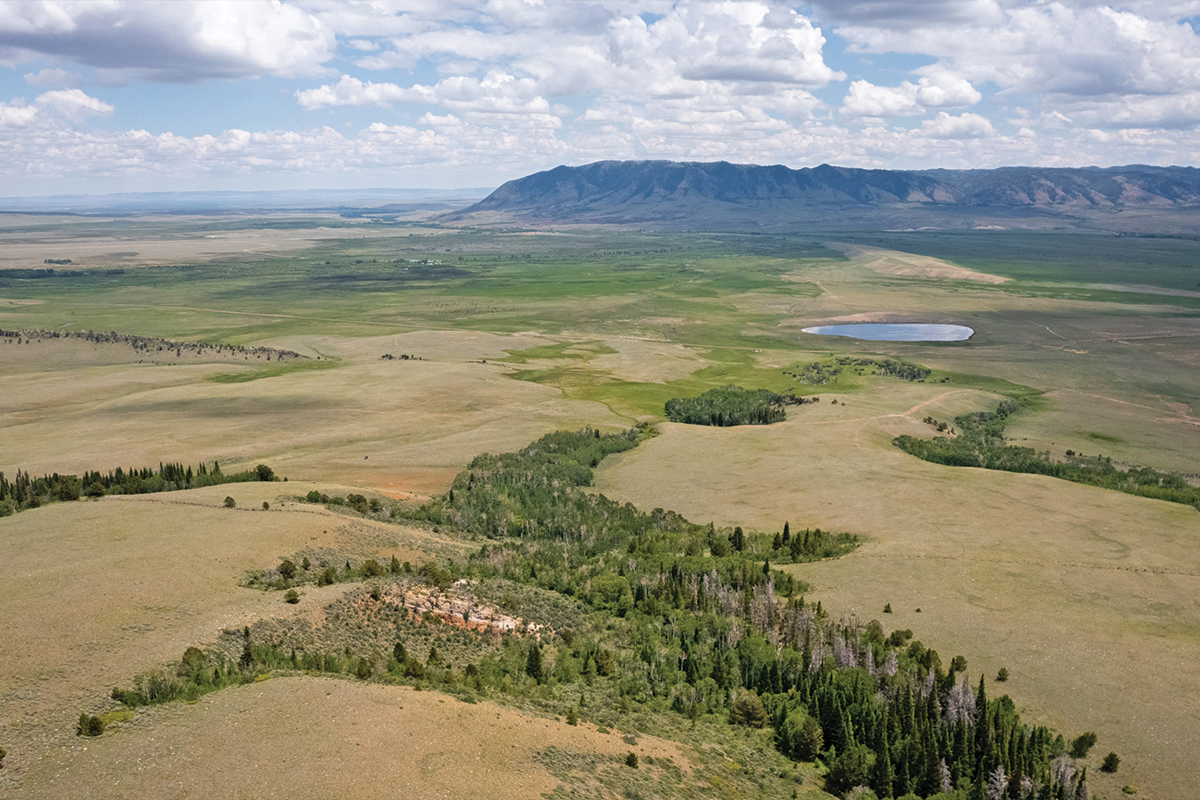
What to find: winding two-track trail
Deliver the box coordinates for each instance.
[849,549,1200,578]
[808,389,971,426]
[1059,387,1200,426]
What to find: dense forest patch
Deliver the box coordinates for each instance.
[665,385,790,426]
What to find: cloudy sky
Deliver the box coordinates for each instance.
[3,0,1200,195]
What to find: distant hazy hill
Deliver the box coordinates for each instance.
[0,187,491,216]
[445,161,1200,230]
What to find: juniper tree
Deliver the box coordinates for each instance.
[728,691,768,728]
[239,626,254,670]
[76,713,105,736]
[1070,732,1097,758]
[525,642,544,682]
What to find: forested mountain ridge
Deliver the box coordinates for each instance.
[445,160,1200,229]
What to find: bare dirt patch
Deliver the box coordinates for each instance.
[827,242,1010,283]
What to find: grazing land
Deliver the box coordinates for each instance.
[1,215,1198,799]
[15,677,691,800]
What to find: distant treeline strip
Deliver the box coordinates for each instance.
[786,356,935,387]
[895,400,1200,508]
[0,461,279,517]
[0,328,307,362]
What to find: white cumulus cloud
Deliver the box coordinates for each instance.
[23,67,84,89]
[35,88,113,121]
[0,88,112,128]
[921,111,995,139]
[842,72,981,118]
[298,71,559,129]
[296,75,427,109]
[0,99,38,127]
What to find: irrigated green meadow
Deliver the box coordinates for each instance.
[1,215,1197,799]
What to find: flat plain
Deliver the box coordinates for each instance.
[2,217,1198,799]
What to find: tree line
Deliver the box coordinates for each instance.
[0,461,279,517]
[0,328,305,362]
[786,357,938,387]
[894,400,1200,509]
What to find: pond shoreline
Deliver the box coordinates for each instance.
[801,323,975,342]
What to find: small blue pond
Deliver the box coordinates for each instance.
[801,323,974,342]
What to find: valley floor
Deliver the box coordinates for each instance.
[2,222,1197,799]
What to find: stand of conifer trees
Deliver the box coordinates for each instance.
[0,460,277,517]
[894,399,1199,509]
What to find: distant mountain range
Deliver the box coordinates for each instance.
[444,161,1200,231]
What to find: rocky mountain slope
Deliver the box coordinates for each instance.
[445,160,1200,230]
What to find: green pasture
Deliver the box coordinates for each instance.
[1,225,1197,469]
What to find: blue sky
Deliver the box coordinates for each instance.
[2,0,1200,195]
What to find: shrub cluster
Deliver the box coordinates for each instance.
[302,490,383,515]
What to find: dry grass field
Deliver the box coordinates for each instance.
[14,677,689,800]
[0,330,628,494]
[0,215,449,270]
[0,483,466,792]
